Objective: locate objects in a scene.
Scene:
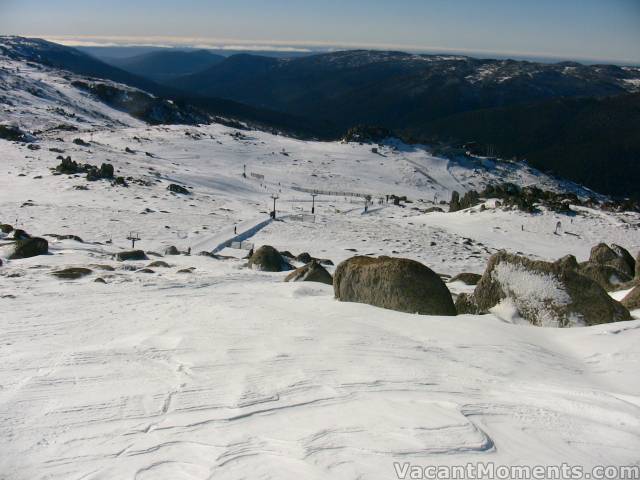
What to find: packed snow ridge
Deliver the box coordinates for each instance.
[1,45,640,480]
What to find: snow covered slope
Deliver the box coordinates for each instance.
[1,45,640,480]
[0,56,144,133]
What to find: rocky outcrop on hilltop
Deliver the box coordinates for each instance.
[54,156,115,181]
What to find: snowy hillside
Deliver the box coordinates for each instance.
[1,44,640,480]
[0,56,144,132]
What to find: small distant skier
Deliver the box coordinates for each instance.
[555,221,562,235]
[234,225,237,235]
[187,247,191,255]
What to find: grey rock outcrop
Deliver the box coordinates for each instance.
[334,256,456,316]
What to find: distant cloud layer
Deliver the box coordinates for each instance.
[3,0,638,64]
[44,35,314,52]
[40,35,634,63]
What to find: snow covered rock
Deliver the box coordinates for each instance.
[555,254,579,270]
[0,123,31,142]
[0,224,14,234]
[147,260,171,268]
[334,256,456,316]
[449,272,482,285]
[466,252,631,327]
[72,138,90,147]
[164,246,180,255]
[611,244,636,274]
[296,252,313,263]
[455,293,480,315]
[589,243,635,278]
[168,184,190,195]
[51,267,93,280]
[9,237,48,259]
[284,260,333,285]
[248,245,292,272]
[86,163,114,181]
[577,262,632,291]
[114,250,148,261]
[289,251,333,266]
[13,229,30,240]
[555,257,636,293]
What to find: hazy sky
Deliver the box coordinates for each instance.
[1,0,639,62]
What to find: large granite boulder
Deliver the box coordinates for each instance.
[589,243,635,278]
[611,244,635,275]
[285,260,333,285]
[114,250,148,261]
[577,262,632,291]
[333,256,456,316]
[248,246,292,272]
[464,251,630,327]
[9,237,49,259]
[296,252,313,264]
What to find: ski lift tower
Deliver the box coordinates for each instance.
[127,231,141,249]
[270,194,279,219]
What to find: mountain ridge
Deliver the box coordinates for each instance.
[168,49,640,127]
[0,36,332,138]
[107,49,226,82]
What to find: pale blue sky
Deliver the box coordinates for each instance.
[1,0,639,62]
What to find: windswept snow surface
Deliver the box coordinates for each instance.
[2,56,640,479]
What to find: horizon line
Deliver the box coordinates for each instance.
[21,34,640,66]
